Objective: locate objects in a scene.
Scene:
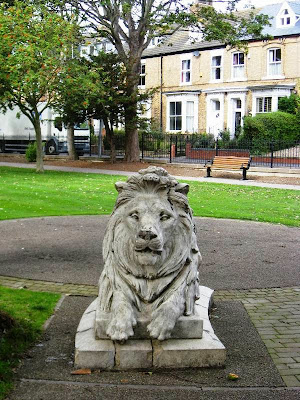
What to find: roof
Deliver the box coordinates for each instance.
[142,29,222,58]
[259,1,300,37]
[142,1,300,59]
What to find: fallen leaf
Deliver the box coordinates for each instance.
[227,373,239,381]
[120,379,129,383]
[71,368,92,375]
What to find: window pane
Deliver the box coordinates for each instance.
[212,56,221,66]
[170,102,175,116]
[265,97,272,112]
[186,116,194,132]
[256,98,263,113]
[233,53,238,65]
[176,102,182,115]
[269,63,281,75]
[214,100,220,111]
[275,49,281,61]
[170,117,175,130]
[176,117,182,131]
[215,67,221,79]
[186,101,194,116]
[233,65,244,78]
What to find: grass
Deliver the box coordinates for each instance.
[0,166,299,226]
[0,287,60,399]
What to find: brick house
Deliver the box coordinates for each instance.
[139,1,300,138]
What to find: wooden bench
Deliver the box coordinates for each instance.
[205,156,251,180]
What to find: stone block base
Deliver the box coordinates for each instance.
[74,286,226,370]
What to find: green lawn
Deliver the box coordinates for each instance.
[0,166,299,226]
[0,287,60,399]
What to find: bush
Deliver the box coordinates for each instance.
[188,133,215,148]
[278,94,300,115]
[239,112,300,154]
[25,142,37,162]
[103,129,125,151]
[242,111,300,142]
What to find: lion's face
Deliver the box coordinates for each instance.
[111,193,193,279]
[125,194,176,267]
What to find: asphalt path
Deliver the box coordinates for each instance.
[1,215,299,290]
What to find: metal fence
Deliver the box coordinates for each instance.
[100,133,300,168]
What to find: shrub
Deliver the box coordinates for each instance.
[103,129,125,151]
[278,94,300,115]
[242,112,300,142]
[25,142,37,162]
[188,133,215,148]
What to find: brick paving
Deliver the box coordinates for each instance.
[1,275,300,387]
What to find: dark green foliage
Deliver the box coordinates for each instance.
[189,133,215,149]
[25,142,37,162]
[241,112,300,152]
[278,94,300,115]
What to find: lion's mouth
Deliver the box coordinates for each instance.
[135,247,162,255]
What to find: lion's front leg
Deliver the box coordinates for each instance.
[106,291,137,342]
[147,295,185,341]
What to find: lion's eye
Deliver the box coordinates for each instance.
[129,212,139,220]
[160,213,170,221]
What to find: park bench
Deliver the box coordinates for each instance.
[205,155,251,180]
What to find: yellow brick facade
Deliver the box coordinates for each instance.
[142,35,300,137]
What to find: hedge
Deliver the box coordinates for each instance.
[242,111,300,143]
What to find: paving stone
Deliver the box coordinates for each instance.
[282,376,300,387]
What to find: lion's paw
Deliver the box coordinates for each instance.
[106,315,136,342]
[147,310,176,341]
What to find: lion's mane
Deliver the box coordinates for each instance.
[98,167,201,316]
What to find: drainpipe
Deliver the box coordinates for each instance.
[160,55,163,130]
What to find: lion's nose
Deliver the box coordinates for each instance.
[138,229,157,241]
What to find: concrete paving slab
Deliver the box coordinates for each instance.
[9,380,300,400]
[7,296,283,400]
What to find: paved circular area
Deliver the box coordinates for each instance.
[1,215,299,290]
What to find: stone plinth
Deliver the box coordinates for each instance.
[74,286,226,370]
[95,305,203,340]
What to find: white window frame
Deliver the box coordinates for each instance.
[139,100,152,120]
[138,61,146,88]
[166,93,199,133]
[252,87,293,116]
[232,52,245,80]
[267,48,282,78]
[256,97,272,113]
[210,49,224,82]
[180,54,192,85]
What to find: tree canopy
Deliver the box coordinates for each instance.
[0,1,80,171]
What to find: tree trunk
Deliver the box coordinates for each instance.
[67,124,78,160]
[109,131,116,164]
[103,118,116,163]
[124,98,140,162]
[34,118,44,173]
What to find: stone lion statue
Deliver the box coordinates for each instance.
[96,166,201,342]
